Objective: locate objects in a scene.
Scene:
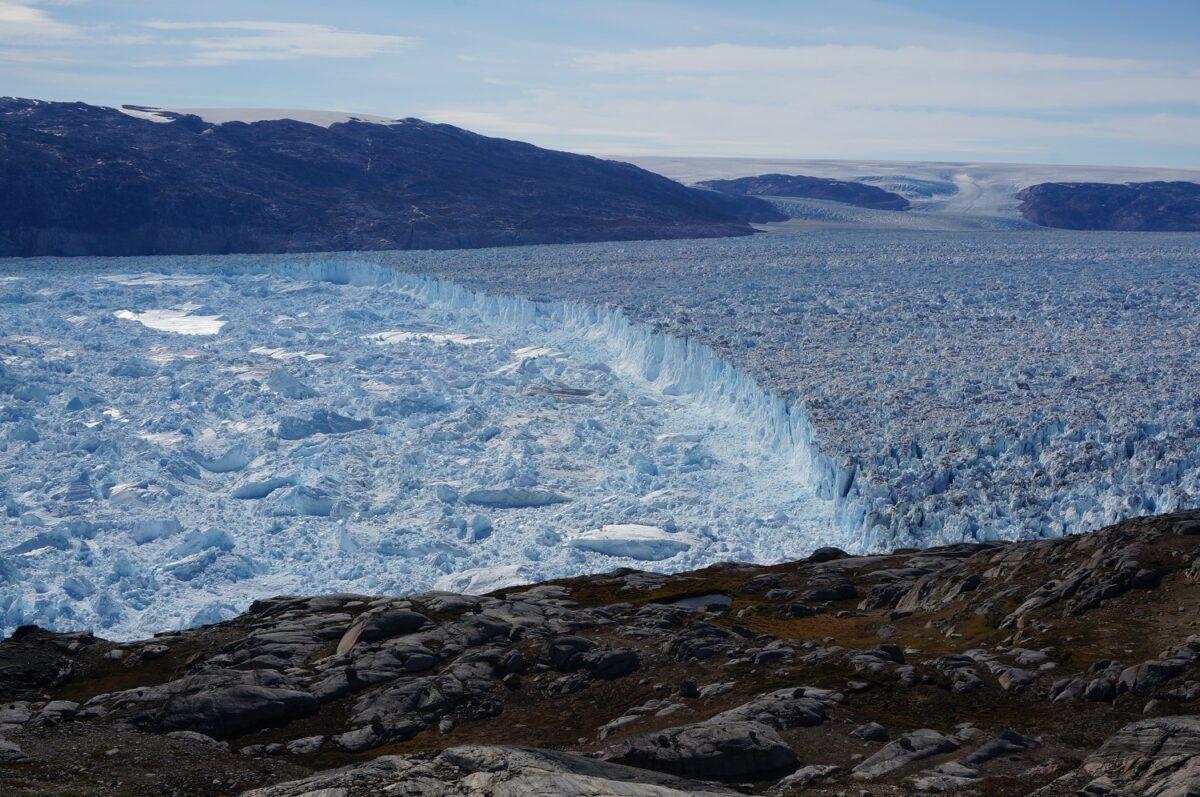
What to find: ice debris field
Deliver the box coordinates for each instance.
[388,230,1200,552]
[4,228,1200,638]
[0,259,827,638]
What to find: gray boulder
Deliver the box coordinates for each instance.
[852,722,889,741]
[1080,715,1200,795]
[707,687,829,729]
[93,669,317,740]
[1117,659,1189,697]
[241,744,740,796]
[0,737,30,763]
[157,682,317,739]
[851,729,960,780]
[960,729,1039,766]
[359,608,431,642]
[602,719,797,781]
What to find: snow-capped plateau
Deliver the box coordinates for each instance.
[117,105,402,127]
[629,156,1200,230]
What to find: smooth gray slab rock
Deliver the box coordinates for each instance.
[1079,716,1200,796]
[706,687,829,730]
[602,719,797,781]
[157,684,317,739]
[769,764,840,792]
[851,729,960,780]
[359,609,431,642]
[92,670,319,739]
[241,744,741,796]
[285,735,325,755]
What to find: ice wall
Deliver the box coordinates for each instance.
[273,261,858,543]
[1,256,843,638]
[164,256,855,540]
[322,259,1200,554]
[12,243,1200,565]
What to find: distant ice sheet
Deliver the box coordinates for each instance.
[628,156,1200,230]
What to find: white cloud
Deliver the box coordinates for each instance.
[0,0,80,44]
[142,20,409,66]
[573,44,1200,111]
[579,44,1151,76]
[426,42,1200,161]
[428,94,1200,161]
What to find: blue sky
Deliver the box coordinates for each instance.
[3,0,1199,167]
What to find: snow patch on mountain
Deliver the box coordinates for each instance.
[118,105,401,127]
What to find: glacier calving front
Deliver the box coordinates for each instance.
[5,230,1200,638]
[0,258,831,638]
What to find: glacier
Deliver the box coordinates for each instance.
[629,156,1200,231]
[379,230,1200,553]
[0,257,833,639]
[5,228,1200,638]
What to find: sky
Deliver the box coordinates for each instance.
[2,0,1199,168]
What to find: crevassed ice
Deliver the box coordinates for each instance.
[0,260,836,639]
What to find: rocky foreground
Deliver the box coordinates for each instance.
[5,511,1200,795]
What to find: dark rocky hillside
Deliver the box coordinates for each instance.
[699,173,911,211]
[6,509,1200,794]
[0,98,784,257]
[1017,180,1200,231]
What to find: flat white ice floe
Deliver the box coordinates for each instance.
[568,524,698,561]
[113,309,227,335]
[250,346,330,362]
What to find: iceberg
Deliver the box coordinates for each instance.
[461,488,571,509]
[113,308,227,335]
[568,524,697,561]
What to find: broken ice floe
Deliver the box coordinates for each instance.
[0,259,828,639]
[568,524,698,561]
[113,308,227,335]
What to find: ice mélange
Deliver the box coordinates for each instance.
[3,228,1200,637]
[0,258,827,638]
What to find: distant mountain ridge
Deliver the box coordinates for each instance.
[698,173,911,211]
[630,156,1200,231]
[0,98,784,257]
[1016,181,1200,231]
